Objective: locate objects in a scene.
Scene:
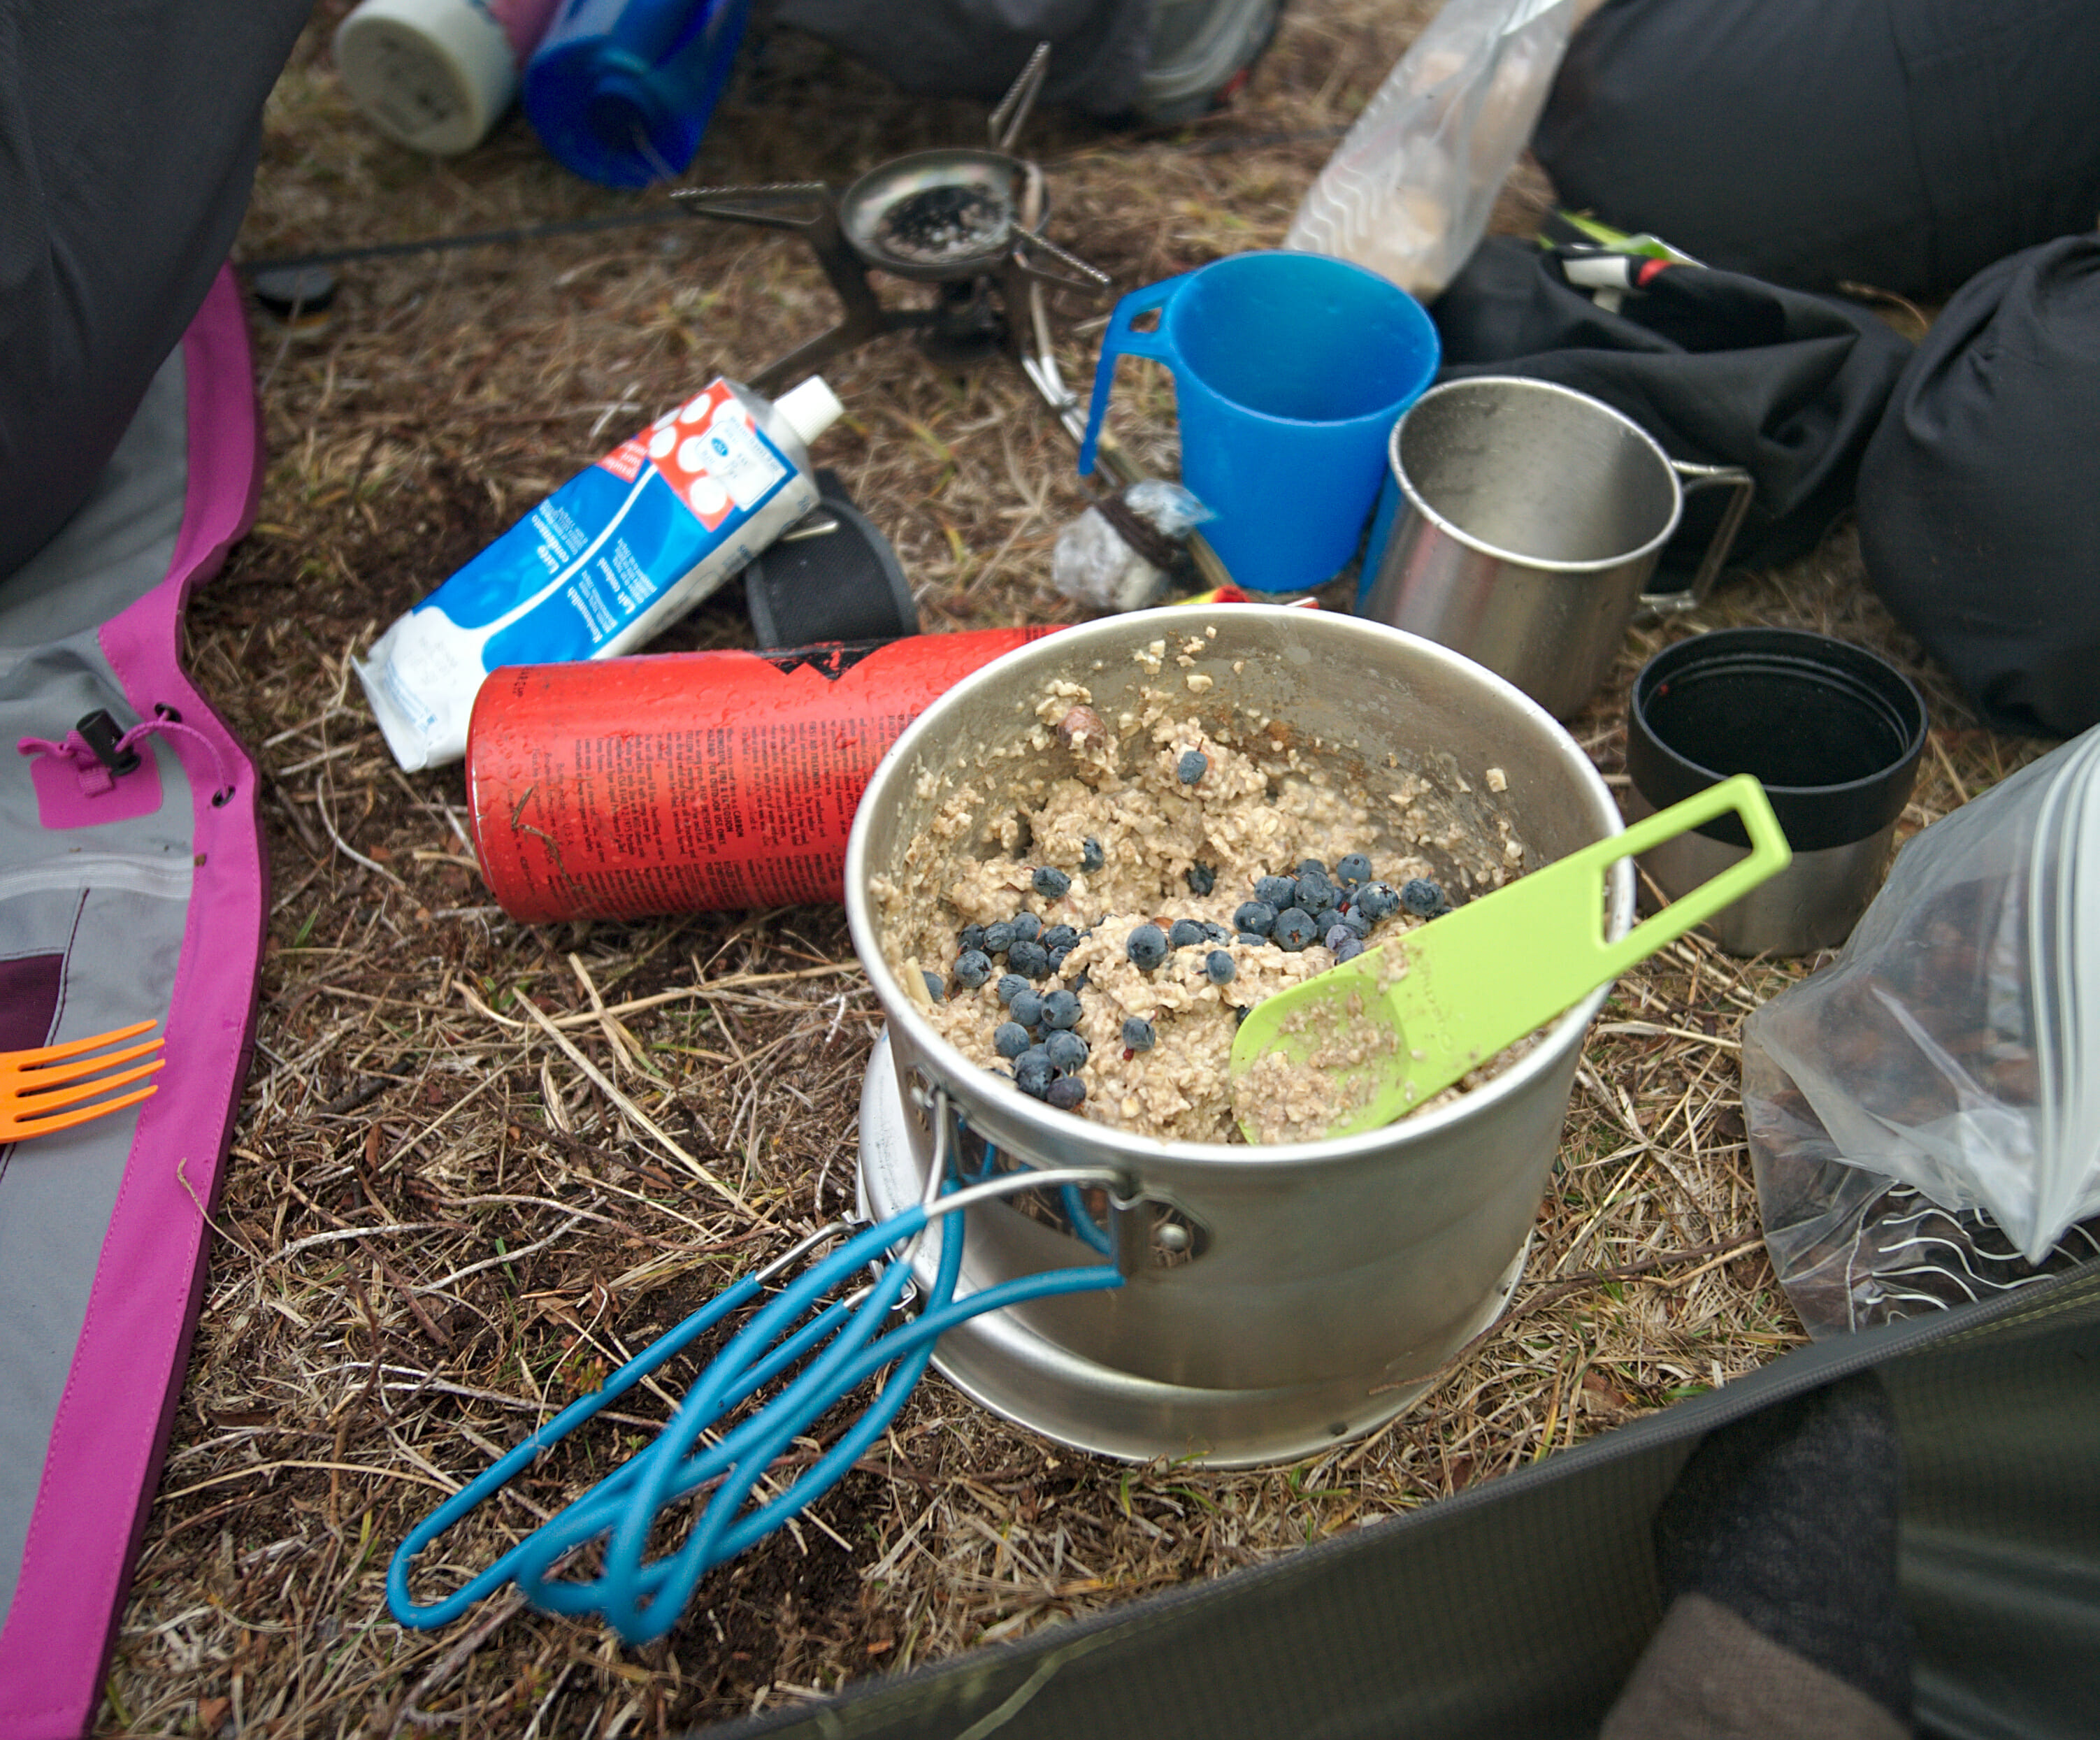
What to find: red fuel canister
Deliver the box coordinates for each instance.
[466,628,1054,921]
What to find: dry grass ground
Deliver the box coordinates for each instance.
[97,3,2049,1734]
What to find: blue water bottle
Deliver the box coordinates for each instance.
[522,0,751,188]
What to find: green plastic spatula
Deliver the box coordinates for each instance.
[1229,775,1791,1143]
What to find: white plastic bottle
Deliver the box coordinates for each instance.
[357,375,844,770]
[335,0,561,156]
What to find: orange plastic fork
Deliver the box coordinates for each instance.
[0,1019,164,1142]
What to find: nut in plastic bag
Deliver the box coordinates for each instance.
[1285,0,1578,299]
[1744,726,2100,1270]
[1051,481,1211,613]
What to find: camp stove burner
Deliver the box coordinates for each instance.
[672,45,1111,417]
[877,185,1008,267]
[833,147,1045,286]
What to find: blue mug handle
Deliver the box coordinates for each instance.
[1077,273,1189,477]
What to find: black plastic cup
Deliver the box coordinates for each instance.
[1626,628,1928,955]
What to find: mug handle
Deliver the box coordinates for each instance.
[1636,462,1756,618]
[1077,273,1188,477]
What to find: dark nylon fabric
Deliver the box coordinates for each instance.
[694,1264,2100,1740]
[1429,238,1915,576]
[0,0,312,582]
[1534,0,2100,303]
[1857,236,2100,741]
[763,0,1155,116]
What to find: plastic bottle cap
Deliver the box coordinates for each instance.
[774,377,845,449]
[333,0,519,156]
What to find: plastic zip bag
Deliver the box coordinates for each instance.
[1744,726,2100,1269]
[1748,1127,2100,1339]
[1285,0,1578,300]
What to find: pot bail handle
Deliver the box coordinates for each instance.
[1637,461,1756,618]
[1078,274,1188,477]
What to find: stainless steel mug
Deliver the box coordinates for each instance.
[1360,375,1755,719]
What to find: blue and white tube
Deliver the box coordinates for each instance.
[357,373,842,771]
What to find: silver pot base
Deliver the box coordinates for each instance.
[856,1030,1529,1467]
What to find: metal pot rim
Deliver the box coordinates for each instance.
[1390,374,1687,575]
[842,605,1631,1172]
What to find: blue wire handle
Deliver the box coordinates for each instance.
[387,1146,1125,1645]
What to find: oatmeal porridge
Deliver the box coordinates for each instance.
[870,629,1527,1144]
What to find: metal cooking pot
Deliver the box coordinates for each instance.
[844,607,1633,1464]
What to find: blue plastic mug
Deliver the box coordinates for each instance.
[1077,251,1440,594]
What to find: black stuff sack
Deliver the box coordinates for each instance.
[1430,236,1915,579]
[1534,0,2100,303]
[768,0,1156,117]
[1857,236,2100,741]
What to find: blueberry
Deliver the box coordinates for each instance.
[1335,853,1374,886]
[1169,918,1207,951]
[1081,836,1104,872]
[1254,875,1297,909]
[994,1021,1032,1060]
[1237,931,1267,947]
[1314,907,1345,935]
[1235,900,1276,936]
[1122,1016,1156,1051]
[995,973,1028,1005]
[1297,858,1329,880]
[952,949,993,989]
[982,921,1016,956]
[1186,861,1216,896]
[1047,1075,1087,1111]
[1071,971,1091,993]
[1033,866,1071,900]
[1047,946,1072,975]
[1335,936,1366,963]
[1324,925,1354,953]
[1295,873,1332,914]
[1015,1050,1055,1099]
[921,971,946,1001]
[1177,749,1208,785]
[1339,907,1373,938]
[1204,921,1232,942]
[1044,924,1080,953]
[1007,939,1051,980]
[1204,950,1236,984]
[1402,877,1449,917]
[958,923,986,954]
[1272,907,1317,951]
[1009,990,1044,1030]
[1354,881,1400,921]
[1126,923,1167,970]
[1009,911,1042,944]
[1044,1030,1088,1071]
[1041,988,1084,1029]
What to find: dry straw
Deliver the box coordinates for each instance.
[101,1,2046,1734]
